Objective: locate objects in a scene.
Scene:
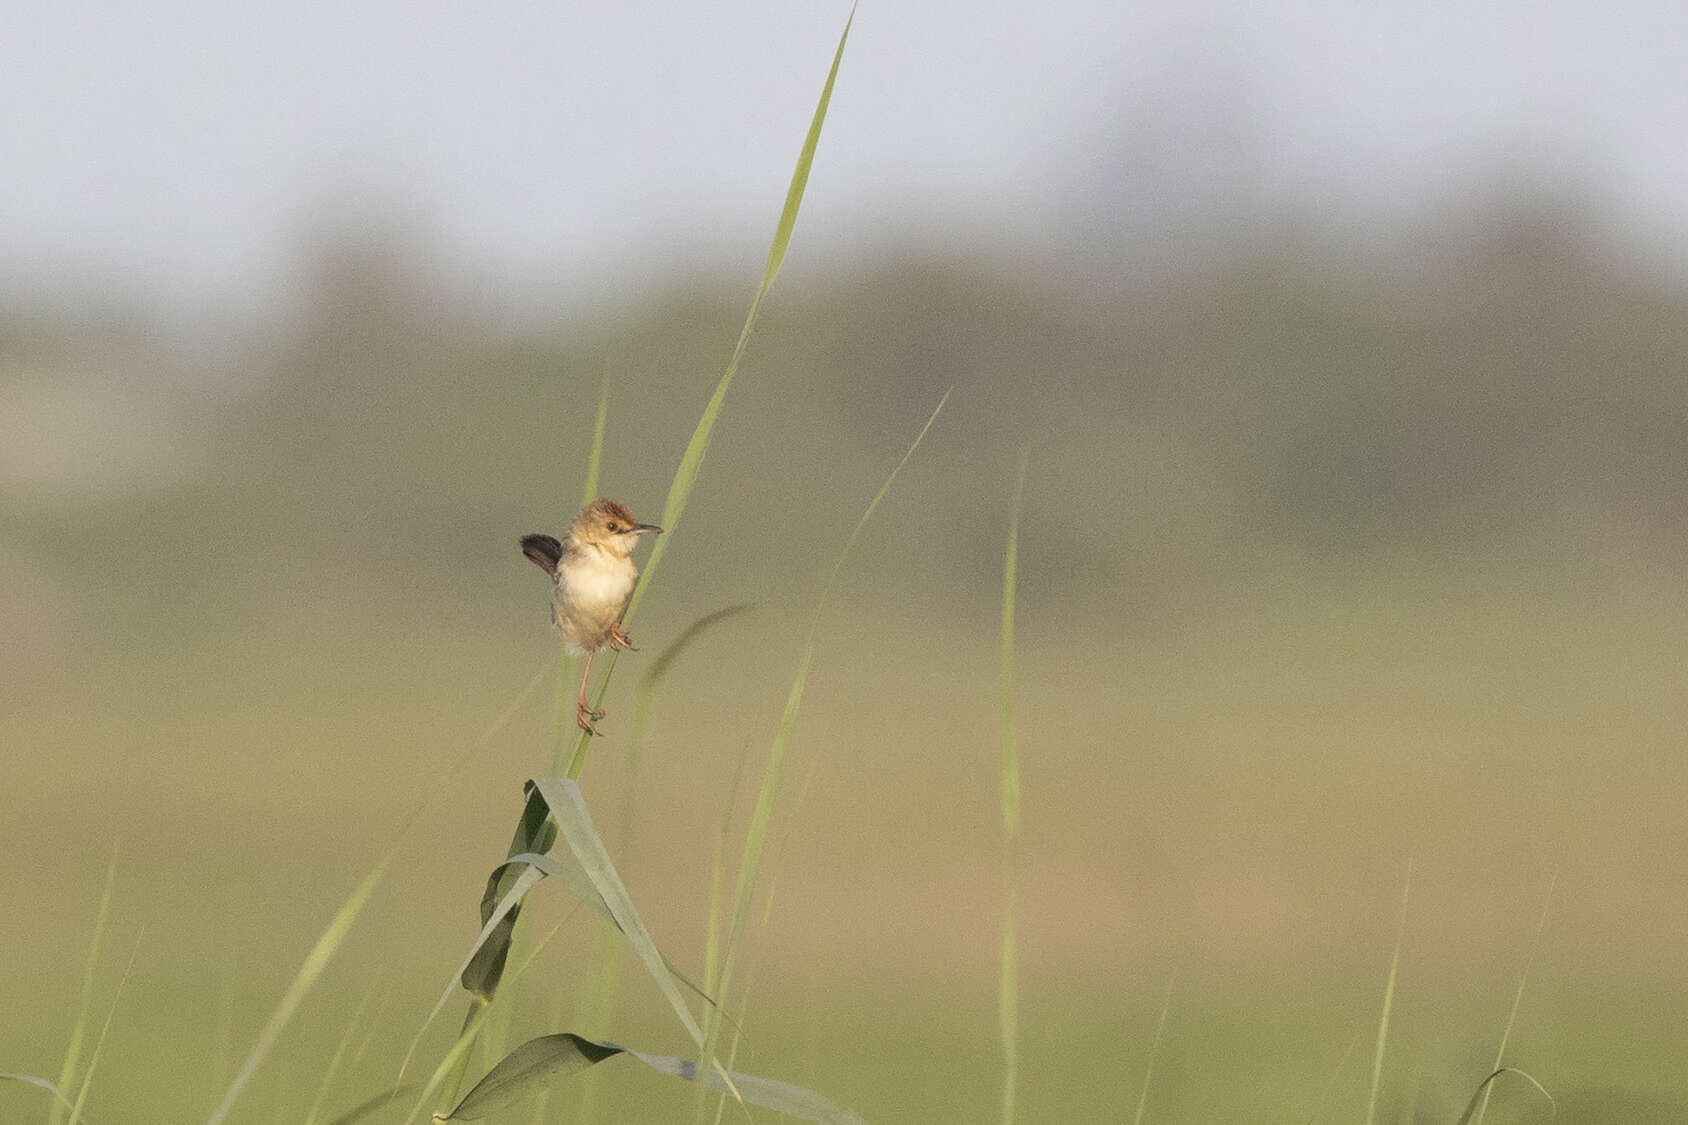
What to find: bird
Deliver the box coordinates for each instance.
[520,498,662,734]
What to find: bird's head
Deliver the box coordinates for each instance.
[570,498,663,557]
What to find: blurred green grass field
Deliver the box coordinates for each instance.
[8,204,1688,1120]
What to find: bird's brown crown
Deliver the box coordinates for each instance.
[570,498,643,548]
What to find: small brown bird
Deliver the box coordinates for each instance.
[521,498,663,733]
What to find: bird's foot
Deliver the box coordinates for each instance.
[575,701,606,734]
[609,624,636,651]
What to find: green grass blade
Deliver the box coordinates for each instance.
[1473,871,1557,1125]
[302,975,386,1125]
[69,924,144,1123]
[437,1034,869,1125]
[51,838,118,1125]
[205,851,396,1125]
[998,448,1027,1125]
[703,390,949,1092]
[629,7,853,610]
[400,856,556,1083]
[1130,968,1176,1125]
[1453,1068,1555,1125]
[528,779,706,1045]
[563,8,853,779]
[581,365,610,508]
[1364,856,1413,1125]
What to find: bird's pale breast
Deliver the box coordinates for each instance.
[553,548,638,652]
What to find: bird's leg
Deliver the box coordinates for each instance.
[609,622,636,651]
[575,650,605,733]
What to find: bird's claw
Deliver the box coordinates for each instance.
[609,624,637,651]
[575,702,606,735]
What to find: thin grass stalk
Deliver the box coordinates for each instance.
[1472,870,1557,1125]
[68,925,144,1124]
[1129,968,1176,1125]
[1364,856,1413,1125]
[50,839,118,1125]
[564,9,854,782]
[699,390,949,1105]
[709,754,822,1125]
[206,852,396,1125]
[302,977,386,1125]
[998,449,1027,1125]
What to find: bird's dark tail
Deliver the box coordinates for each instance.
[520,534,564,573]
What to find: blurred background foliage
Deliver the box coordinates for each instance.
[7,81,1688,1125]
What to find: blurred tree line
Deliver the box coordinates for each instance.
[5,183,1687,627]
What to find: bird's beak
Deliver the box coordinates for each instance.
[630,523,663,535]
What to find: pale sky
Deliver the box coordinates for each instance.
[4,0,1686,312]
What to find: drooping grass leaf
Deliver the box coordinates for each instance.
[1473,871,1557,1125]
[527,779,707,1047]
[439,1034,869,1124]
[402,855,556,1083]
[1453,1068,1555,1125]
[1,1074,91,1124]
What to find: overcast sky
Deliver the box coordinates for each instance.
[4,0,1686,312]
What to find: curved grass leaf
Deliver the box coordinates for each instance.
[401,856,556,1082]
[527,779,706,1046]
[439,1034,868,1124]
[1,1074,91,1124]
[1473,872,1557,1125]
[1453,1068,1555,1125]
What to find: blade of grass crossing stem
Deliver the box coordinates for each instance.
[438,1034,869,1124]
[206,851,396,1125]
[406,919,564,1125]
[69,926,144,1124]
[1130,968,1177,1125]
[402,858,555,1084]
[999,449,1027,1125]
[1473,871,1557,1125]
[702,390,949,1088]
[1364,856,1414,1125]
[565,10,853,780]
[50,839,117,1125]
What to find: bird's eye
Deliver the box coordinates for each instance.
[606,522,619,532]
